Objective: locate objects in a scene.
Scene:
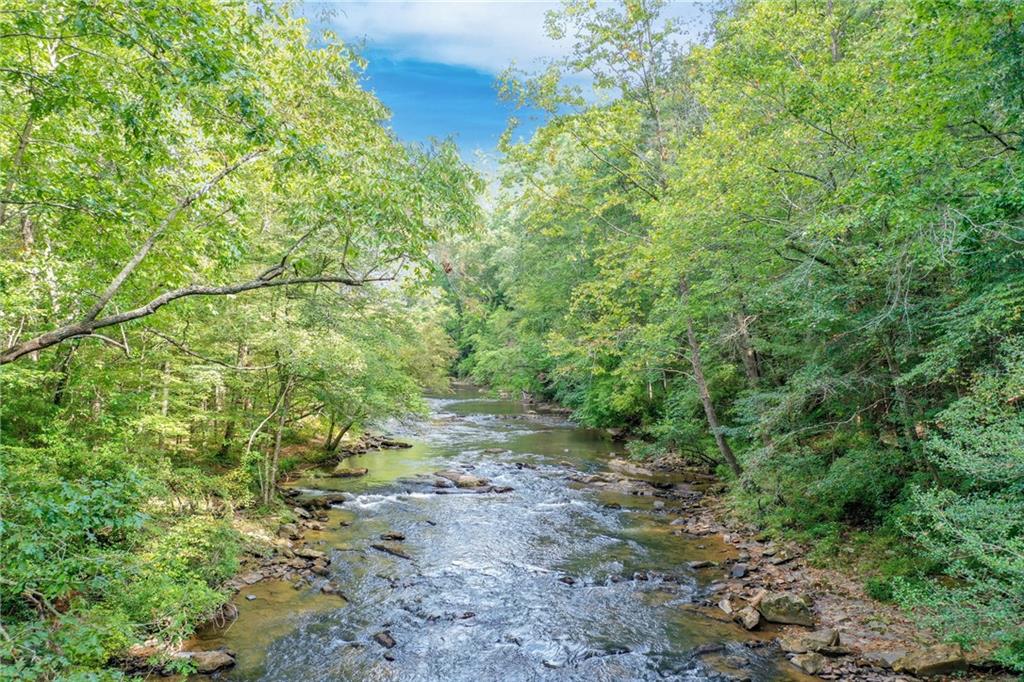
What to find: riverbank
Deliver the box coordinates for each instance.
[128,391,1010,681]
[586,454,1011,681]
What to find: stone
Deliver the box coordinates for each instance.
[736,605,761,630]
[293,506,311,519]
[311,562,329,576]
[277,523,299,539]
[295,547,326,560]
[892,644,966,677]
[172,650,235,674]
[791,652,827,675]
[860,649,905,669]
[245,594,257,601]
[287,558,308,569]
[320,581,345,597]
[717,597,734,615]
[371,542,412,560]
[688,560,714,569]
[757,591,815,626]
[653,500,665,510]
[455,474,487,488]
[374,631,397,649]
[730,563,748,579]
[380,531,406,541]
[331,466,368,478]
[779,629,839,653]
[238,571,263,585]
[747,588,767,608]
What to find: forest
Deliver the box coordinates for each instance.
[1,0,1022,679]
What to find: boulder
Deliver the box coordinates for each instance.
[730,563,748,579]
[331,466,368,478]
[277,523,300,539]
[790,652,827,675]
[293,506,312,519]
[892,645,966,677]
[757,591,815,627]
[295,547,326,560]
[238,571,263,585]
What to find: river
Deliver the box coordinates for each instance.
[190,387,804,681]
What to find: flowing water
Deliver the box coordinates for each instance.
[191,387,804,681]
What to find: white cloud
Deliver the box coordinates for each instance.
[299,1,709,75]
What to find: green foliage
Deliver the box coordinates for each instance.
[445,0,1024,669]
[0,1,475,678]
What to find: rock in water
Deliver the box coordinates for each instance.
[172,650,235,673]
[374,631,397,649]
[435,470,489,488]
[371,542,412,560]
[380,531,405,541]
[757,591,815,626]
[736,605,761,630]
[455,474,487,488]
[892,645,966,677]
[791,652,827,675]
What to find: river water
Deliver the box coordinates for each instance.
[192,387,802,681]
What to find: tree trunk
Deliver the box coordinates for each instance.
[325,419,353,452]
[266,381,291,504]
[680,280,742,477]
[734,312,761,387]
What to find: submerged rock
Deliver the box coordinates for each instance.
[374,631,397,649]
[371,542,412,560]
[331,466,368,478]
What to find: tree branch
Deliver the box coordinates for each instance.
[1,273,390,364]
[82,149,265,323]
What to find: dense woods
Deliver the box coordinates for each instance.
[445,0,1024,671]
[2,0,1023,679]
[1,1,476,677]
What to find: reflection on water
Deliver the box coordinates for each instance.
[192,387,802,681]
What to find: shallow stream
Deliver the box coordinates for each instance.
[191,387,803,681]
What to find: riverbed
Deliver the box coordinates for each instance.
[190,387,806,681]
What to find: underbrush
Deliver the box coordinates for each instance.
[0,436,249,680]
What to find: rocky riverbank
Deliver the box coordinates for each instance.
[570,455,1009,681]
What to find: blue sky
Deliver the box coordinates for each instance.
[295,2,713,163]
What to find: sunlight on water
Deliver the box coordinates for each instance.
[191,387,810,681]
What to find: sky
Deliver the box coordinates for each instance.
[295,1,715,164]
